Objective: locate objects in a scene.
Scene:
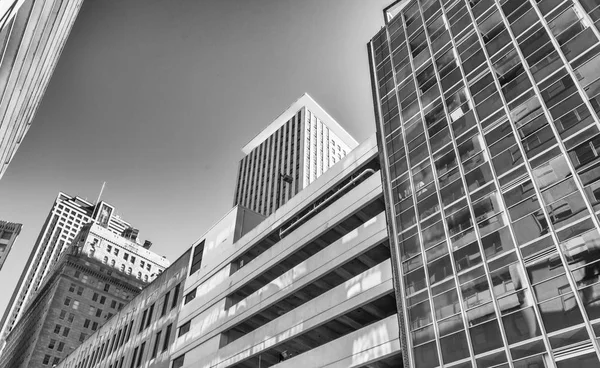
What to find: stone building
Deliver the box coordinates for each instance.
[0,223,170,367]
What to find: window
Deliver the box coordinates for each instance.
[72,301,79,310]
[189,240,205,275]
[139,310,148,333]
[77,286,84,295]
[62,327,70,337]
[178,321,190,337]
[96,309,102,317]
[64,297,71,306]
[172,355,185,368]
[162,324,172,352]
[48,339,56,349]
[136,342,146,367]
[111,300,117,309]
[146,304,155,328]
[152,331,162,358]
[92,293,99,302]
[92,322,98,330]
[53,357,60,365]
[54,325,61,334]
[84,319,91,328]
[79,333,87,342]
[57,342,64,352]
[59,310,67,320]
[171,284,180,310]
[104,284,110,292]
[100,296,106,305]
[161,292,170,316]
[184,288,196,305]
[130,347,139,368]
[68,313,75,322]
[43,355,51,365]
[69,283,76,292]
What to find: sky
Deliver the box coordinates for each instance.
[0,0,390,316]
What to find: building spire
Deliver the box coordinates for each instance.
[95,182,106,205]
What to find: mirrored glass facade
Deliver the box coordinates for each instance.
[368,0,600,367]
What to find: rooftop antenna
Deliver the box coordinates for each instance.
[95,182,106,205]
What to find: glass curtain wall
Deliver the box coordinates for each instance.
[369,0,600,367]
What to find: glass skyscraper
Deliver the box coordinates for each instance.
[368,0,600,367]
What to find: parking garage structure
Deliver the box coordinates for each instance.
[170,136,403,368]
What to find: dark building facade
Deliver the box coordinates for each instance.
[55,249,191,368]
[368,0,600,367]
[0,245,145,368]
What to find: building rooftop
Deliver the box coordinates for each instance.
[241,93,359,155]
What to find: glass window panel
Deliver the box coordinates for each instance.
[541,75,578,110]
[461,275,492,308]
[562,27,598,62]
[527,252,565,285]
[499,164,528,188]
[412,324,436,346]
[426,240,449,262]
[532,155,572,190]
[434,288,461,320]
[469,320,504,355]
[473,191,503,222]
[486,130,517,157]
[533,274,570,302]
[504,180,535,207]
[509,196,541,222]
[522,125,557,159]
[458,134,484,163]
[454,241,483,271]
[546,191,589,228]
[405,266,428,295]
[466,162,495,192]
[397,208,417,232]
[539,293,584,333]
[511,8,539,39]
[422,220,447,250]
[531,50,563,83]
[447,207,473,237]
[490,262,524,298]
[482,226,515,259]
[580,282,600,320]
[518,24,551,60]
[476,92,504,121]
[548,325,590,348]
[418,193,441,220]
[486,121,514,152]
[441,179,466,207]
[467,301,496,327]
[414,341,440,368]
[439,166,460,189]
[440,331,470,364]
[492,145,524,177]
[462,151,487,174]
[502,307,541,344]
[555,352,600,368]
[471,181,497,203]
[404,254,424,274]
[512,210,549,245]
[438,313,465,338]
[521,235,555,260]
[409,299,433,330]
[487,29,513,57]
[510,338,546,360]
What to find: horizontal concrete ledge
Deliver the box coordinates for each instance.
[274,314,400,368]
[218,261,394,366]
[172,212,388,355]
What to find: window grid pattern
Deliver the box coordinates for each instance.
[371,0,600,367]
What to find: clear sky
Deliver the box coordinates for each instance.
[0,0,390,316]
